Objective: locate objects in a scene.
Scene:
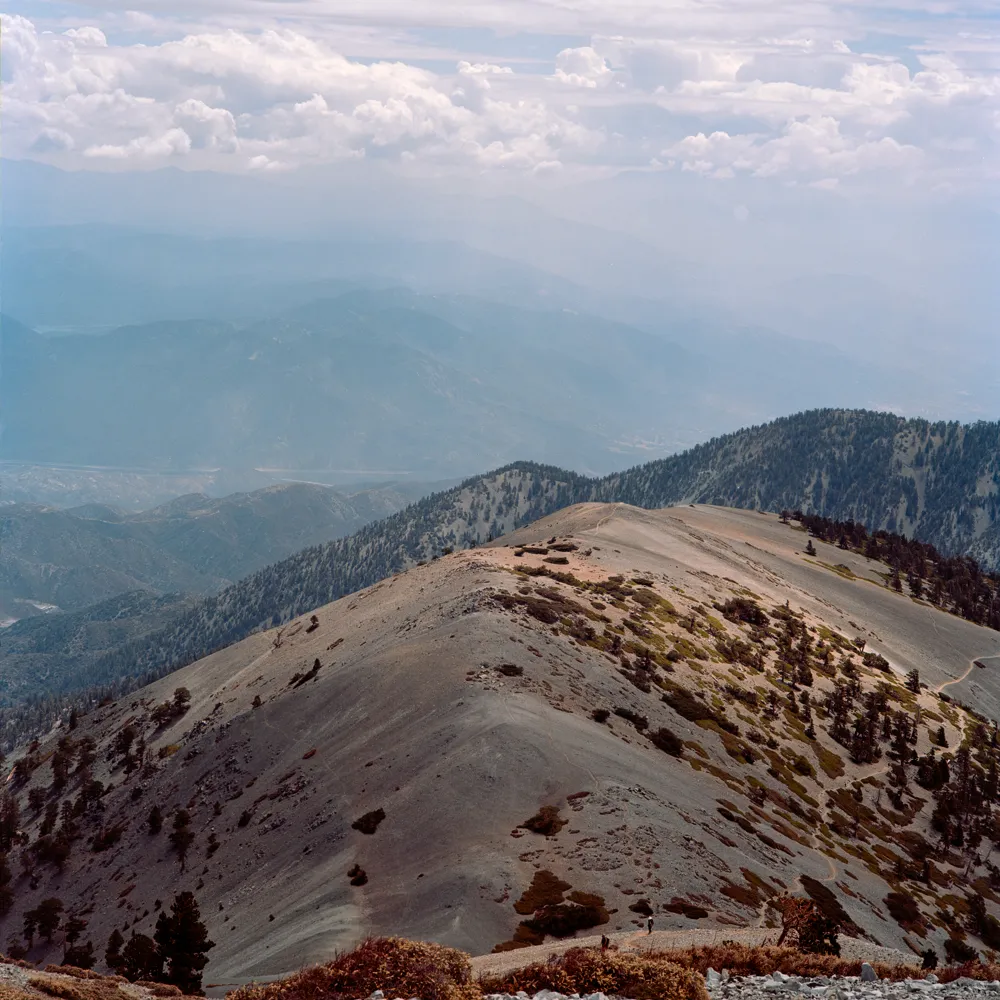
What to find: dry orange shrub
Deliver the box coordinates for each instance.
[228,938,479,1000]
[42,969,106,982]
[633,945,919,981]
[27,974,130,1000]
[0,985,36,1000]
[134,983,183,997]
[478,947,708,1000]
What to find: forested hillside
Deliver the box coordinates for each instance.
[3,409,999,739]
[597,409,1000,563]
[80,465,591,692]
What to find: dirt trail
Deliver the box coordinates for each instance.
[935,658,979,694]
[470,926,914,980]
[595,504,624,532]
[805,763,889,886]
[470,927,775,978]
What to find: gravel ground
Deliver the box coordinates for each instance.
[477,969,1000,1000]
[0,964,32,989]
[706,970,1000,1000]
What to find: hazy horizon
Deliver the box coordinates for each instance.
[3,0,1000,502]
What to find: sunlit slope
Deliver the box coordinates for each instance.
[7,504,999,982]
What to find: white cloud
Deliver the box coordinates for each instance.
[3,15,603,172]
[553,46,612,88]
[83,127,192,159]
[2,2,998,188]
[665,116,921,182]
[173,98,239,151]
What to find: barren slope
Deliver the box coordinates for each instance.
[7,504,1000,984]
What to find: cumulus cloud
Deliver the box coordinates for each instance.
[664,116,921,182]
[3,15,603,172]
[553,47,613,88]
[84,128,192,160]
[2,2,998,187]
[173,98,239,152]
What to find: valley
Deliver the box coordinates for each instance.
[0,481,428,618]
[6,503,999,983]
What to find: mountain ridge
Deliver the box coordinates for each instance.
[5,502,1000,981]
[3,408,998,716]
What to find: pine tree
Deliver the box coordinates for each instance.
[34,898,65,941]
[120,932,163,981]
[169,809,194,868]
[22,910,37,948]
[64,913,87,946]
[51,749,69,792]
[0,854,12,918]
[148,805,163,835]
[63,940,95,970]
[0,794,19,853]
[105,929,125,973]
[154,892,215,994]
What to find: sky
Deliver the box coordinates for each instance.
[2,0,999,389]
[5,0,999,186]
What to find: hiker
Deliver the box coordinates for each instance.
[646,914,653,935]
[600,934,609,953]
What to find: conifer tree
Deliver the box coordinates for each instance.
[105,928,125,973]
[154,892,215,994]
[64,913,88,946]
[0,794,19,853]
[169,809,194,868]
[0,854,12,917]
[120,932,163,981]
[34,897,64,941]
[63,940,95,970]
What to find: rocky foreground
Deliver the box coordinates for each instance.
[704,969,1000,998]
[474,965,1000,1000]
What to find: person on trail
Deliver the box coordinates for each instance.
[600,934,609,953]
[646,915,653,935]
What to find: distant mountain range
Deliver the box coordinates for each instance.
[4,407,997,721]
[0,480,429,620]
[2,279,961,482]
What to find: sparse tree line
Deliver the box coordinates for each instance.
[703,591,1000,956]
[2,889,214,993]
[0,682,217,990]
[2,688,192,873]
[784,509,1000,629]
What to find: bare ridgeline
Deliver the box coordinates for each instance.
[4,504,1000,997]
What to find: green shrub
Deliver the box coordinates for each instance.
[614,707,648,730]
[649,728,684,757]
[351,809,386,835]
[519,806,566,836]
